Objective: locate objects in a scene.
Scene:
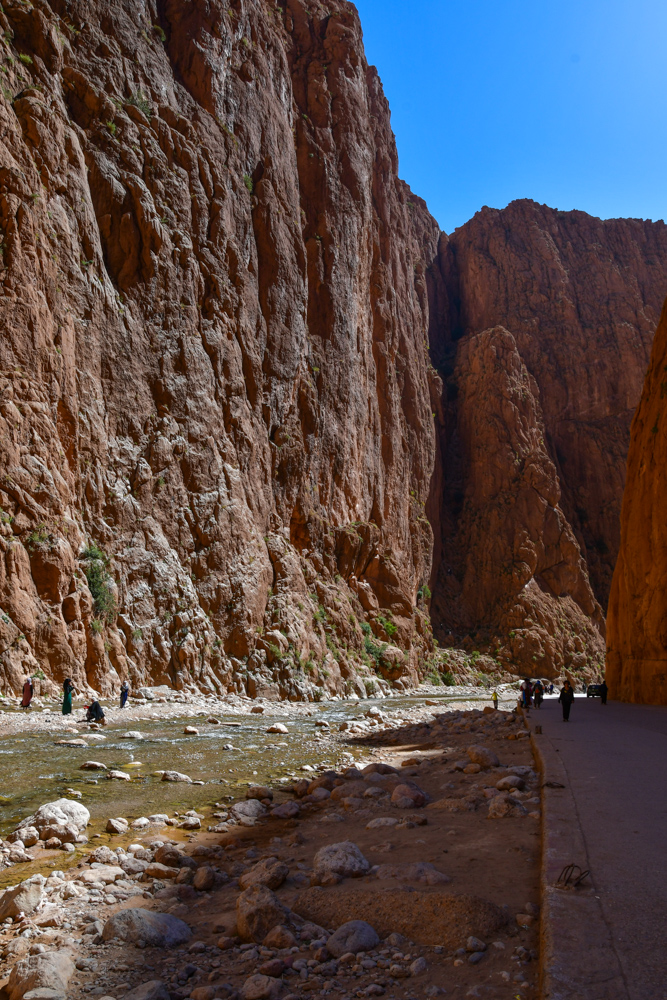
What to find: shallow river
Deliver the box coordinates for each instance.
[0,691,490,886]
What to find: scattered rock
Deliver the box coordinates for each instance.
[18,799,90,835]
[326,920,379,957]
[390,784,426,808]
[184,726,199,735]
[123,982,171,1000]
[239,857,289,891]
[311,841,370,885]
[487,795,528,819]
[466,936,486,952]
[365,817,399,829]
[120,732,145,740]
[102,909,192,948]
[263,925,297,949]
[251,706,265,714]
[270,802,299,820]
[266,724,288,734]
[0,879,45,920]
[496,775,524,791]
[79,761,108,771]
[247,785,273,801]
[180,816,202,830]
[145,863,179,880]
[17,827,39,848]
[108,770,131,781]
[193,866,215,891]
[467,746,500,768]
[106,817,129,835]
[410,957,428,976]
[7,952,74,1000]
[236,886,290,943]
[80,865,124,884]
[161,771,192,783]
[241,974,283,1000]
[231,800,267,824]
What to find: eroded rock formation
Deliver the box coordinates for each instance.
[428,201,667,677]
[0,0,439,698]
[606,298,667,703]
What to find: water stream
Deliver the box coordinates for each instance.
[0,690,491,887]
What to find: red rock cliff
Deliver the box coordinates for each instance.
[606,298,667,703]
[428,200,667,677]
[0,0,440,698]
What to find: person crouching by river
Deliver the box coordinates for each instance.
[86,700,106,724]
[62,677,74,715]
[120,680,129,709]
[21,676,33,710]
[559,679,575,722]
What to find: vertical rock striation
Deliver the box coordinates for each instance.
[428,200,667,677]
[607,299,667,703]
[0,0,439,698]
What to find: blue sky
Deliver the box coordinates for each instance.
[354,0,667,233]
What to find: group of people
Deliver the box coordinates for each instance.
[19,676,131,720]
[519,678,552,709]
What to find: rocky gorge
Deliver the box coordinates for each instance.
[1,0,667,700]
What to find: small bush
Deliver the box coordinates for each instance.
[82,541,107,563]
[243,173,254,194]
[128,92,152,118]
[90,618,104,634]
[377,614,397,638]
[442,670,455,686]
[82,543,117,622]
[26,525,49,550]
[131,628,143,641]
[19,53,33,65]
[152,23,166,41]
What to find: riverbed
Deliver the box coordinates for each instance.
[0,685,513,886]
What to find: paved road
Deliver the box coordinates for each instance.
[533,695,667,1000]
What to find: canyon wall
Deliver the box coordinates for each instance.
[0,0,440,699]
[428,200,667,678]
[606,298,667,704]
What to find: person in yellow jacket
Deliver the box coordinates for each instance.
[492,690,499,710]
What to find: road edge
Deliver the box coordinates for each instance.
[526,718,629,1000]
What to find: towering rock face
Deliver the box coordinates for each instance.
[607,299,667,704]
[0,0,439,698]
[428,200,667,677]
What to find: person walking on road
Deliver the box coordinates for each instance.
[120,680,129,709]
[559,679,575,721]
[534,680,543,708]
[492,690,499,710]
[600,680,608,705]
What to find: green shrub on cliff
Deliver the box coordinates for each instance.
[82,543,117,623]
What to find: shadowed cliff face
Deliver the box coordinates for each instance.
[607,298,667,704]
[0,0,439,698]
[427,200,667,678]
